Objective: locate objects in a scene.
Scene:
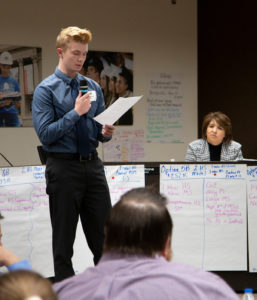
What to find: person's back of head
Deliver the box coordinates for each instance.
[103,187,173,258]
[0,270,57,300]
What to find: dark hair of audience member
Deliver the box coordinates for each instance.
[103,187,172,257]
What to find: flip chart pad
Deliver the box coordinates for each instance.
[160,164,247,271]
[247,166,257,272]
[0,166,54,277]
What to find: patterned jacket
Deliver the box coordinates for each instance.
[185,138,243,162]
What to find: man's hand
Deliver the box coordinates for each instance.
[0,246,20,267]
[74,92,91,116]
[102,124,114,138]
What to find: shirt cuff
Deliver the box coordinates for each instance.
[70,109,80,122]
[8,260,31,271]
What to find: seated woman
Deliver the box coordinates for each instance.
[185,111,243,161]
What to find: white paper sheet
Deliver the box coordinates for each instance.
[247,166,257,272]
[0,166,54,277]
[94,95,143,125]
[160,164,247,271]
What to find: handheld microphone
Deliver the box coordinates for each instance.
[79,80,88,95]
[79,80,89,118]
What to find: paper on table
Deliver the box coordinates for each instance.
[94,95,143,125]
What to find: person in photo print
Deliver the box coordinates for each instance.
[0,51,21,127]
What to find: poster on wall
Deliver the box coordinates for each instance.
[103,129,145,162]
[83,51,134,125]
[0,45,42,127]
[146,73,184,143]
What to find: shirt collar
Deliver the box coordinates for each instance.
[54,67,79,85]
[100,252,166,263]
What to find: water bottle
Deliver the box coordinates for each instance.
[242,288,255,300]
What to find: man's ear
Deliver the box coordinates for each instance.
[162,236,172,262]
[56,48,63,58]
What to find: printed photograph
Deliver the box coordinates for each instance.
[0,45,42,127]
[81,50,134,125]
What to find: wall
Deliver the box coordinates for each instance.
[198,0,257,159]
[0,0,197,166]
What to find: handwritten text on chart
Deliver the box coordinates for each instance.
[0,184,48,212]
[146,73,184,143]
[0,165,145,212]
[160,163,247,271]
[161,164,245,226]
[161,164,244,179]
[104,165,145,205]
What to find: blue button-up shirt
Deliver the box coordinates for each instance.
[32,68,110,153]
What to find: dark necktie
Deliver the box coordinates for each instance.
[70,79,90,158]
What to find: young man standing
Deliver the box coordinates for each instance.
[32,26,114,282]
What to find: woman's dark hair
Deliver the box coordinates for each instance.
[201,111,233,144]
[119,67,133,91]
[104,187,172,257]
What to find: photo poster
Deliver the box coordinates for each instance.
[146,73,184,143]
[83,50,134,125]
[0,45,42,127]
[0,164,145,277]
[160,164,247,271]
[103,129,145,162]
[247,166,257,272]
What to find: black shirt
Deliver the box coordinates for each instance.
[208,142,222,161]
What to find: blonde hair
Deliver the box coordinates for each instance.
[0,270,57,300]
[56,26,92,50]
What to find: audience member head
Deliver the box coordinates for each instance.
[56,26,92,51]
[115,67,133,97]
[103,187,172,260]
[0,270,57,300]
[202,111,233,145]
